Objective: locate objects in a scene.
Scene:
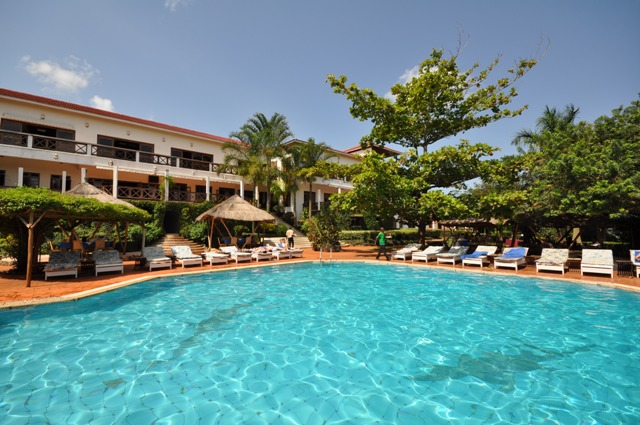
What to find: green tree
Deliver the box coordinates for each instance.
[224,112,293,212]
[294,138,337,219]
[328,48,537,153]
[512,104,580,153]
[529,101,640,243]
[327,48,537,244]
[0,187,148,285]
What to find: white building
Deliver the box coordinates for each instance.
[0,88,359,226]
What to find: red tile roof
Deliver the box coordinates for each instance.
[0,88,237,144]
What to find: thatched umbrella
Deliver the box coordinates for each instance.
[65,182,136,208]
[196,195,275,248]
[63,182,142,252]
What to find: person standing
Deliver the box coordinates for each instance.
[286,227,295,249]
[376,227,390,260]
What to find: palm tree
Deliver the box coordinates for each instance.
[512,104,580,153]
[295,138,337,219]
[279,144,303,223]
[224,113,292,211]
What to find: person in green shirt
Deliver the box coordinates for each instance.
[376,227,390,260]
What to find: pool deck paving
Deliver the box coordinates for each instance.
[1,245,639,308]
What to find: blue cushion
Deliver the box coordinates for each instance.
[461,251,487,260]
[502,247,525,258]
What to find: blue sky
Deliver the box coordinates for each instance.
[1,1,638,156]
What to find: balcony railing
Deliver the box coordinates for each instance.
[0,129,236,175]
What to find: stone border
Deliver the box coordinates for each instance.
[1,258,638,309]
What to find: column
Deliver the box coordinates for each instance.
[17,167,24,186]
[62,171,67,192]
[113,165,119,198]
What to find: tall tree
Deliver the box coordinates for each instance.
[328,48,537,154]
[327,48,536,243]
[224,113,293,211]
[512,104,580,153]
[294,138,337,219]
[279,144,303,223]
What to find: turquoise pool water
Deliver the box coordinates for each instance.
[1,262,639,424]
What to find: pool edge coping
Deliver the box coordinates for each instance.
[1,258,638,309]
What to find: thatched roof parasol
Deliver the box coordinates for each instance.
[196,195,275,249]
[64,182,136,209]
[196,195,275,222]
[63,182,143,254]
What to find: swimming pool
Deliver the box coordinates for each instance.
[1,262,639,424]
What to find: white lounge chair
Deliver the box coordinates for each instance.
[392,243,421,261]
[494,247,529,272]
[435,246,469,266]
[288,249,303,258]
[411,246,444,263]
[44,251,80,280]
[171,245,203,268]
[272,249,291,260]
[536,248,569,275]
[94,249,124,276]
[142,246,172,271]
[220,246,252,264]
[580,249,614,278]
[630,249,640,278]
[271,243,291,260]
[204,251,229,266]
[251,249,273,262]
[461,245,498,269]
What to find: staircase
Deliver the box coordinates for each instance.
[263,236,312,249]
[154,233,206,256]
[154,233,312,253]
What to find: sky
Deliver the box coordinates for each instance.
[1,0,638,157]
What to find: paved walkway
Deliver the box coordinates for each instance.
[1,246,638,307]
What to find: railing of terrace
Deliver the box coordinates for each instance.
[33,136,89,154]
[0,129,237,175]
[0,131,28,147]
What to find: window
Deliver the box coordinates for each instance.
[23,172,40,188]
[171,148,213,170]
[0,170,5,186]
[1,119,75,140]
[50,175,72,192]
[96,135,154,161]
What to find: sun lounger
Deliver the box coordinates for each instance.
[204,251,229,266]
[220,246,252,264]
[142,246,172,271]
[536,248,569,274]
[171,245,203,268]
[94,249,124,276]
[288,249,303,258]
[411,246,444,263]
[461,245,498,269]
[44,251,80,280]
[272,249,291,260]
[392,243,421,261]
[251,248,273,262]
[494,247,529,272]
[630,250,640,278]
[580,249,614,278]
[436,246,469,266]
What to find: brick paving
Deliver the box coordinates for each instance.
[1,245,638,307]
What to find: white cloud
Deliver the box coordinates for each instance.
[384,64,440,101]
[398,65,421,85]
[385,65,421,101]
[165,0,190,12]
[90,95,114,112]
[22,56,97,93]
